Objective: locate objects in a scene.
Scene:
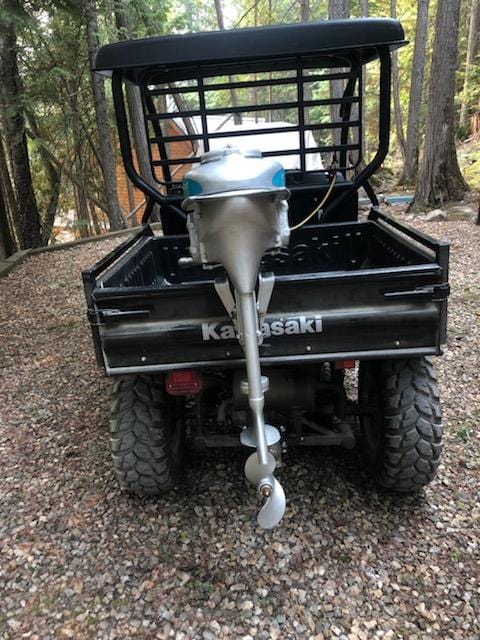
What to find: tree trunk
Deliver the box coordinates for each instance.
[472,112,480,141]
[168,84,198,156]
[69,91,90,238]
[399,0,429,185]
[459,0,480,129]
[85,0,126,231]
[410,0,468,211]
[268,0,272,121]
[214,0,241,124]
[253,1,258,122]
[43,168,62,243]
[300,0,309,22]
[27,113,62,244]
[328,0,349,18]
[114,1,161,221]
[128,85,157,182]
[300,0,311,124]
[0,134,20,248]
[328,1,350,148]
[359,1,368,159]
[390,0,406,161]
[126,175,136,214]
[0,0,43,249]
[89,200,102,235]
[128,2,197,155]
[0,173,15,258]
[25,125,108,213]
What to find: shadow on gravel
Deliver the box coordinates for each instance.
[114,444,429,543]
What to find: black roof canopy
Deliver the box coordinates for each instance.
[95,18,406,80]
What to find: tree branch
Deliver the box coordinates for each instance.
[25,126,109,213]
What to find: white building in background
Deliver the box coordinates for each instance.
[184,115,324,171]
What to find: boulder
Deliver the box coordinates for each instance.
[424,209,447,222]
[446,205,476,221]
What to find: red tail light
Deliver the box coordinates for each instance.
[165,370,203,396]
[334,359,356,370]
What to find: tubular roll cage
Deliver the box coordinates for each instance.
[108,29,396,229]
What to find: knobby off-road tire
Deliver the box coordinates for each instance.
[110,375,184,495]
[358,357,443,492]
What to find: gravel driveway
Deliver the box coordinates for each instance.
[0,219,479,639]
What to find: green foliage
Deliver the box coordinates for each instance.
[0,0,477,247]
[458,142,480,190]
[456,424,472,442]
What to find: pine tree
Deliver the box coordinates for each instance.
[411,0,468,209]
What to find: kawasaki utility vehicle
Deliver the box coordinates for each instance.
[83,18,449,528]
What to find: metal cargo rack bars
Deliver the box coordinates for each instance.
[110,46,392,230]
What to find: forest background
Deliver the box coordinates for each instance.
[0,0,478,256]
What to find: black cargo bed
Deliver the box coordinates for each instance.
[83,210,449,374]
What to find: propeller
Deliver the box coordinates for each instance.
[244,452,286,529]
[244,451,276,483]
[257,477,286,529]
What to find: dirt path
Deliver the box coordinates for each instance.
[0,221,479,639]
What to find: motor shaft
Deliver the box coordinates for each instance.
[236,291,269,466]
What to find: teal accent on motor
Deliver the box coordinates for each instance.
[272,168,286,188]
[183,178,203,196]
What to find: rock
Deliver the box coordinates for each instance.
[1,232,480,640]
[424,209,447,222]
[7,619,21,630]
[415,603,437,622]
[271,542,289,557]
[446,205,476,221]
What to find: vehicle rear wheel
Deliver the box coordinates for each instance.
[109,375,184,495]
[358,357,443,492]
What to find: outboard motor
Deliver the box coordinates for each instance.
[182,147,290,528]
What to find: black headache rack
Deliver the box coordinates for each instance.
[95,19,406,233]
[83,210,449,375]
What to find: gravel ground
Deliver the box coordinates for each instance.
[0,219,479,640]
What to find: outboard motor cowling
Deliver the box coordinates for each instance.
[183,147,290,288]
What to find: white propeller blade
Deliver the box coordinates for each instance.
[257,477,286,529]
[244,451,276,485]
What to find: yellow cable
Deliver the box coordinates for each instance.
[289,173,337,231]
